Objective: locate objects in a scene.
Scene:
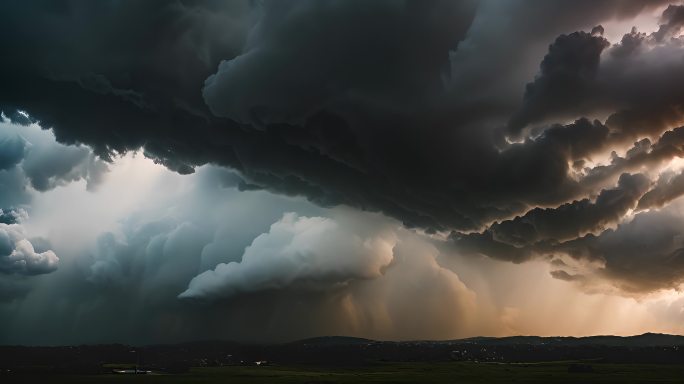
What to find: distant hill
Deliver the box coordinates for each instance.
[458,333,684,347]
[281,333,684,347]
[289,336,374,346]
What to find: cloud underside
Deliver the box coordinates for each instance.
[2,0,684,295]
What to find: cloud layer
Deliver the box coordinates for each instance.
[0,0,671,233]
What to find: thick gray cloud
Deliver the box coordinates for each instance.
[0,0,673,235]
[449,0,670,106]
[511,5,684,145]
[553,209,684,293]
[508,31,611,135]
[489,173,650,247]
[203,0,478,125]
[637,170,684,210]
[452,172,684,294]
[451,172,648,261]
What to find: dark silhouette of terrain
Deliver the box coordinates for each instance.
[1,333,682,375]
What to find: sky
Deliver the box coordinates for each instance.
[1,0,684,345]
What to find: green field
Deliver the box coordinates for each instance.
[5,362,684,383]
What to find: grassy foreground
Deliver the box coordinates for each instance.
[5,361,684,383]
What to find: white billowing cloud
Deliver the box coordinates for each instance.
[0,223,58,275]
[179,213,397,299]
[174,207,482,340]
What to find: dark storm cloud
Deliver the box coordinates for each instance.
[511,5,684,145]
[454,209,684,294]
[489,173,650,247]
[554,210,684,293]
[1,0,670,233]
[203,0,479,125]
[0,0,251,172]
[637,170,684,210]
[452,168,684,294]
[2,0,684,297]
[451,172,650,260]
[507,31,611,136]
[449,0,670,107]
[654,4,684,41]
[559,124,684,199]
